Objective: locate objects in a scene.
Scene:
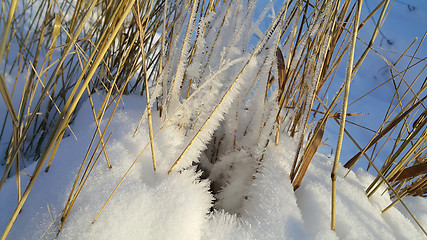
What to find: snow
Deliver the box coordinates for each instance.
[1,0,427,239]
[1,95,426,239]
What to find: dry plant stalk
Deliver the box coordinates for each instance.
[331,0,362,231]
[0,0,19,64]
[133,3,157,171]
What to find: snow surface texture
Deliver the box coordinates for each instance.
[1,95,426,240]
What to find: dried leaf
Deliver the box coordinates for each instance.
[293,119,326,190]
[395,162,427,181]
[276,47,286,97]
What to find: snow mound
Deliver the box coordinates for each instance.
[1,95,426,239]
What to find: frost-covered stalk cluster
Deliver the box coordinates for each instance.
[140,0,345,213]
[133,0,295,213]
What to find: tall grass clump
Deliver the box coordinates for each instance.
[0,0,426,238]
[1,0,170,237]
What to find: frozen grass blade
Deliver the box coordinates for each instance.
[165,0,200,113]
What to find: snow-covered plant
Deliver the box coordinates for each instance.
[1,0,427,238]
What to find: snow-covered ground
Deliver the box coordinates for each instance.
[0,95,426,239]
[1,0,427,239]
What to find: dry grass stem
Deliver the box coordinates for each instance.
[331,0,362,231]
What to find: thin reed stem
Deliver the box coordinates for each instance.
[331,0,362,231]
